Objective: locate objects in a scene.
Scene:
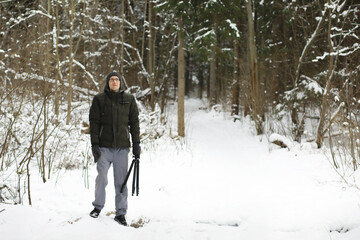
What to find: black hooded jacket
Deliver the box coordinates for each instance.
[89,74,140,148]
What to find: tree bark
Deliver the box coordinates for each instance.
[54,0,61,121]
[40,0,52,183]
[315,2,340,149]
[185,52,192,96]
[66,0,75,125]
[247,0,263,134]
[231,39,240,116]
[148,0,156,111]
[177,15,185,137]
[120,0,125,76]
[198,65,204,99]
[209,27,217,106]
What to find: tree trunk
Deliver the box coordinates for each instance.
[209,27,217,106]
[159,19,174,113]
[66,0,75,125]
[315,3,336,149]
[185,52,192,96]
[198,65,204,99]
[66,0,86,124]
[127,0,142,87]
[247,0,263,134]
[40,0,52,183]
[120,0,125,76]
[177,15,185,137]
[148,0,156,111]
[292,2,328,141]
[54,0,61,121]
[231,39,240,116]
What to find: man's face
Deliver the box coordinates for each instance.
[109,76,120,92]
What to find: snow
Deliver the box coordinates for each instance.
[1,98,360,240]
[194,29,215,42]
[72,59,98,88]
[269,133,294,149]
[226,19,240,38]
[301,76,323,95]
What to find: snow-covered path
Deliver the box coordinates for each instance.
[1,99,360,240]
[145,100,360,240]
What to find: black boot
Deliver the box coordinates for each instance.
[114,215,127,226]
[89,208,101,218]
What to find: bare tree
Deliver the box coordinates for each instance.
[315,4,336,148]
[290,1,328,141]
[39,0,53,183]
[65,0,87,124]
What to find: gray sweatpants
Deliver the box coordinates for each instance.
[92,147,129,216]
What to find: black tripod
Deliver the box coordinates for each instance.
[120,157,139,196]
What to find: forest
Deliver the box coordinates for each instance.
[0,0,360,204]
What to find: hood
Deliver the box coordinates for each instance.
[104,72,123,92]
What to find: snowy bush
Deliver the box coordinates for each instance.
[327,100,360,177]
[0,87,175,204]
[0,93,92,204]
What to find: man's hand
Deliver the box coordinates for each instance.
[92,144,101,163]
[132,142,141,159]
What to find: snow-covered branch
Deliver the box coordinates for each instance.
[9,10,53,29]
[72,59,99,90]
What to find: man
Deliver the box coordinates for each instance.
[89,72,141,226]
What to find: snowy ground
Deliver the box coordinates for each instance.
[1,98,360,240]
